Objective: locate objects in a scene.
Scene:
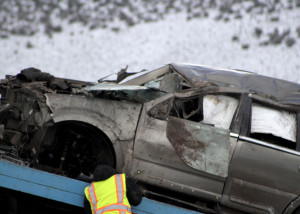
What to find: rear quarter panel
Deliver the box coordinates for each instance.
[223,138,300,213]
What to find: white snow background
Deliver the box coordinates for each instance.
[0,1,300,83]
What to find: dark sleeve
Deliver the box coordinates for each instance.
[84,197,92,214]
[126,176,143,206]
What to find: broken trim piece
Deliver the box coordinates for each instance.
[85,83,149,91]
[122,65,170,86]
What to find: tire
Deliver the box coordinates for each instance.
[37,121,115,178]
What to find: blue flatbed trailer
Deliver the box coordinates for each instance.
[0,160,203,214]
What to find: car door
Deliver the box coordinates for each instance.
[131,93,240,202]
[223,95,300,214]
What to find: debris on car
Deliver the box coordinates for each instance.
[1,63,300,214]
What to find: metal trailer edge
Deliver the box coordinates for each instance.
[0,160,203,214]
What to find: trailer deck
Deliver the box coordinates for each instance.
[0,160,203,214]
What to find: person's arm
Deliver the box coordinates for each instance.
[126,176,142,206]
[84,197,92,214]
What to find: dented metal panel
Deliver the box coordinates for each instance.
[45,93,142,141]
[166,117,230,177]
[170,63,300,105]
[132,99,226,202]
[225,138,300,214]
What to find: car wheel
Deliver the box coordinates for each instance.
[37,121,115,178]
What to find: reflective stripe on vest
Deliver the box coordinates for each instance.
[115,174,124,204]
[88,183,98,213]
[95,204,131,214]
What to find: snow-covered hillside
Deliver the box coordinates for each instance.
[0,0,299,83]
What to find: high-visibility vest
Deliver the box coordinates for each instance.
[84,174,131,214]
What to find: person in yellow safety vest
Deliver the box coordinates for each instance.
[84,160,142,214]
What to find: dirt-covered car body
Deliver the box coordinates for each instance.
[1,63,300,214]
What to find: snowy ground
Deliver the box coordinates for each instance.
[0,0,300,83]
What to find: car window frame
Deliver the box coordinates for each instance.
[149,91,244,130]
[235,94,300,152]
[230,93,252,136]
[296,113,300,151]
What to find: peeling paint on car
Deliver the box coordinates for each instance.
[167,117,230,177]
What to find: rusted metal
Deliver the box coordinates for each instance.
[166,117,230,177]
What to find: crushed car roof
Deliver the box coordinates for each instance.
[124,63,300,105]
[170,63,300,105]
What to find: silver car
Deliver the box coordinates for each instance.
[1,63,300,214]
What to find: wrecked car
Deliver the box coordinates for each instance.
[1,63,300,214]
